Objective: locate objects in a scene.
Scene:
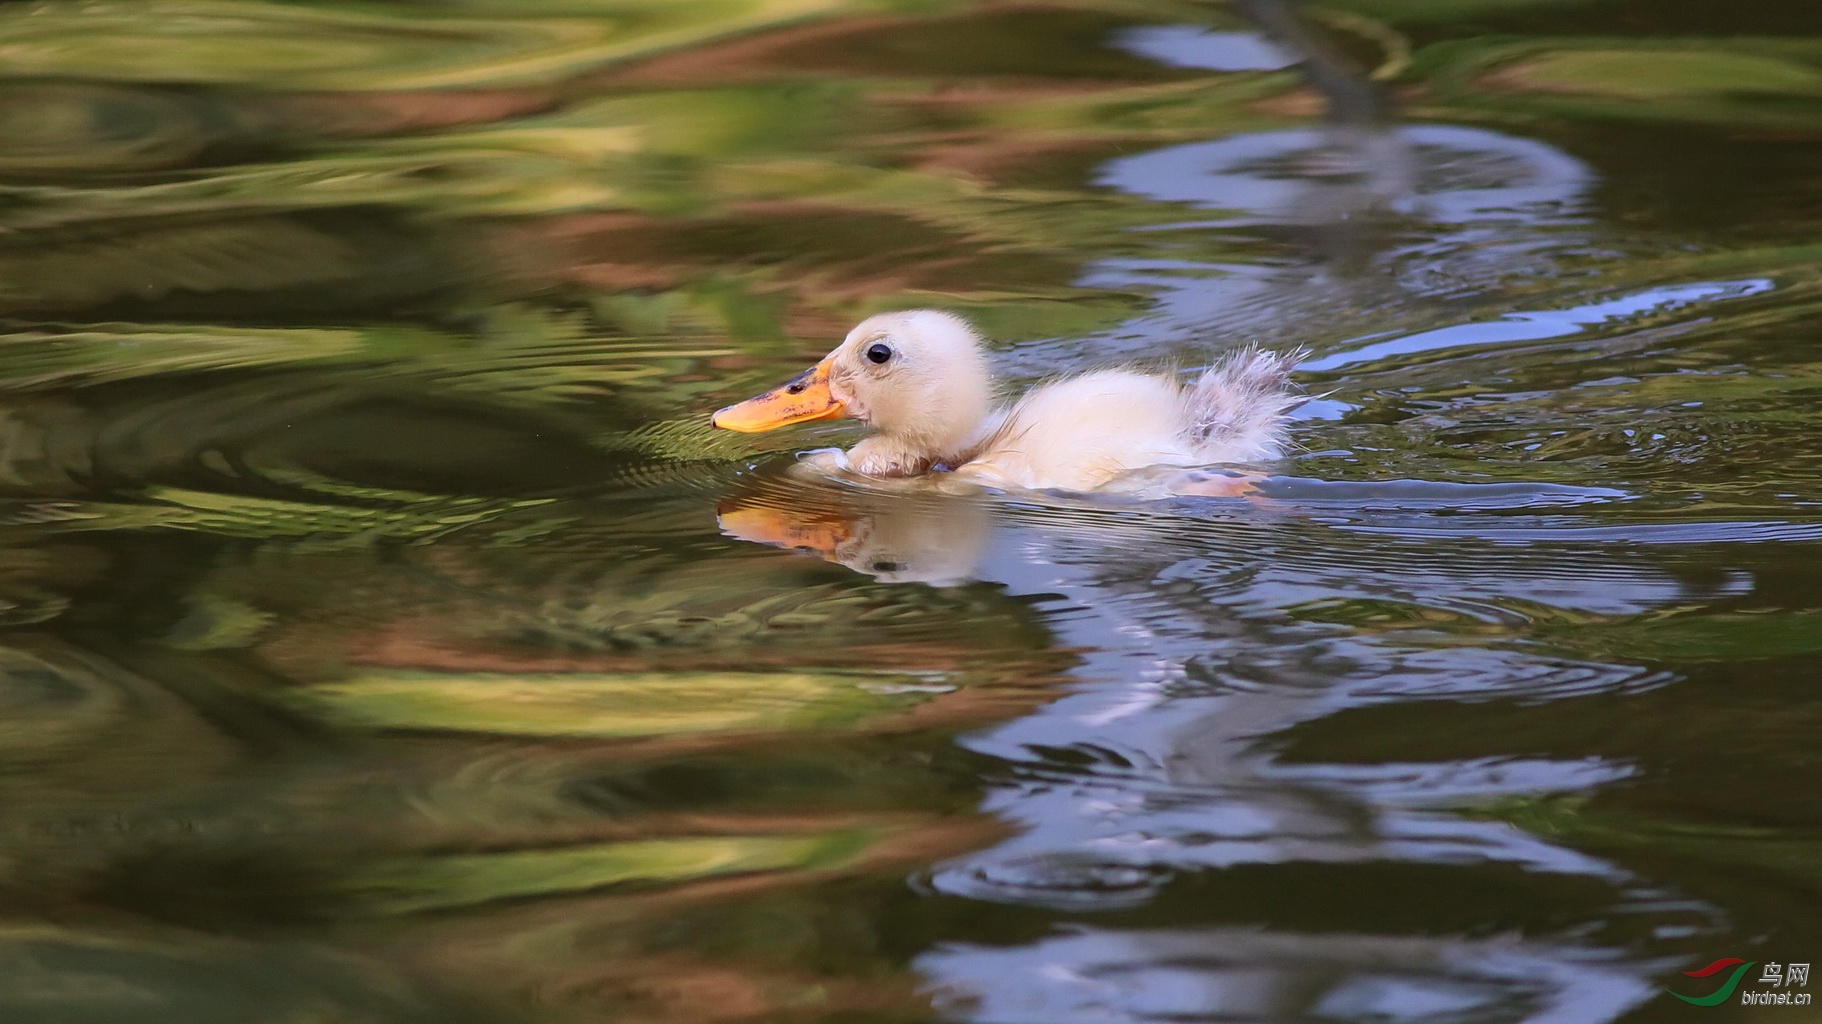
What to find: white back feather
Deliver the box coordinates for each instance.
[1185,347,1308,461]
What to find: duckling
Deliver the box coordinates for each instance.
[711,310,1305,493]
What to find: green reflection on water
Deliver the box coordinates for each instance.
[0,0,863,90]
[356,828,880,914]
[297,670,940,738]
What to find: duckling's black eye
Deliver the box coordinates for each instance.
[870,560,904,573]
[865,343,893,365]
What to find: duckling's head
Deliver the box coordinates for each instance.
[712,309,994,457]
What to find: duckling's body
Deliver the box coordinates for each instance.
[712,310,1304,493]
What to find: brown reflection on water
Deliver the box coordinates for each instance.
[0,504,1066,1019]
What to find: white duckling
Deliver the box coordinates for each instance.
[710,310,1305,493]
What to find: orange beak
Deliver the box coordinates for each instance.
[710,357,847,432]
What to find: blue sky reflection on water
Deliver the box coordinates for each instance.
[998,120,1610,373]
[868,497,1717,1020]
[1303,279,1776,373]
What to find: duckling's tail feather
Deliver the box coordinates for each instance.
[1185,347,1307,461]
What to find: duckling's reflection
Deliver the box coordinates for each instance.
[717,478,992,586]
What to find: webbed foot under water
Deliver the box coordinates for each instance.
[711,310,1306,494]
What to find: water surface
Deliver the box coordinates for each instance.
[2,1,1821,1021]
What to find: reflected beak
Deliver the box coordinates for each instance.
[717,503,853,559]
[711,357,847,432]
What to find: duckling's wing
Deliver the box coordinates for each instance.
[1185,347,1308,461]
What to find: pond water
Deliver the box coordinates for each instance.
[2,1,1821,1021]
